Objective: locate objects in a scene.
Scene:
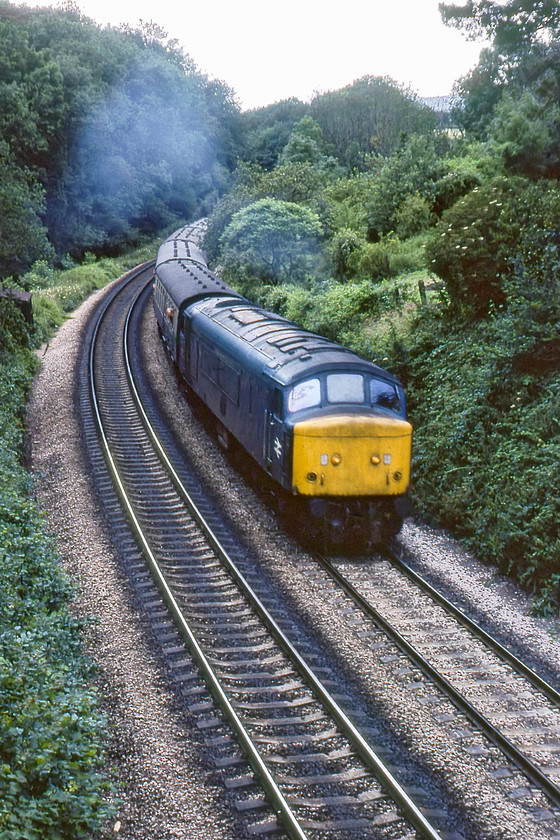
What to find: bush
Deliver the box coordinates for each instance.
[220,197,324,285]
[402,308,560,609]
[426,176,560,319]
[394,194,436,239]
[350,235,427,281]
[0,248,134,836]
[0,361,113,837]
[425,177,523,315]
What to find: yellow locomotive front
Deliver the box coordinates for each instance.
[281,371,412,549]
[292,412,412,497]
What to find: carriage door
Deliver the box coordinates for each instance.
[178,316,189,373]
[265,388,284,482]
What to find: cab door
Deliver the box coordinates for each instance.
[264,388,285,483]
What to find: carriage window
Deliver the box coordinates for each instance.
[370,379,402,412]
[288,378,321,412]
[326,373,364,404]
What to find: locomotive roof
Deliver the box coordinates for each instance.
[189,298,398,387]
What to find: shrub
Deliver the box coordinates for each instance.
[328,227,363,280]
[220,197,324,285]
[426,176,560,320]
[350,235,427,281]
[0,363,113,837]
[402,308,560,609]
[425,177,523,315]
[394,194,436,239]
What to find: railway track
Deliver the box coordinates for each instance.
[81,263,444,840]
[312,549,560,818]
[76,245,560,839]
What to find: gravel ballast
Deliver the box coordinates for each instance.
[27,285,238,840]
[27,278,560,839]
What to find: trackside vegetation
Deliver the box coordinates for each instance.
[0,241,158,838]
[0,0,559,834]
[0,298,109,838]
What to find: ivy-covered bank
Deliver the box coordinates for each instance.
[0,244,156,838]
[0,299,111,837]
[400,309,560,615]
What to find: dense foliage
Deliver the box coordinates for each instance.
[402,310,560,611]
[0,300,113,837]
[0,0,240,274]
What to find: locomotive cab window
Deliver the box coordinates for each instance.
[287,378,321,413]
[370,379,402,413]
[326,373,364,404]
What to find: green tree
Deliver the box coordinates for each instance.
[0,140,53,278]
[0,0,241,263]
[311,76,437,168]
[280,115,339,173]
[364,135,483,240]
[424,175,560,316]
[241,98,308,169]
[439,1,560,50]
[442,1,560,147]
[219,197,324,284]
[488,87,560,177]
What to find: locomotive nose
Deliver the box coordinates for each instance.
[291,413,412,497]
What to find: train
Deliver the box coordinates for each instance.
[153,223,412,551]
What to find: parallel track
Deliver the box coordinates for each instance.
[316,550,560,813]
[86,265,443,840]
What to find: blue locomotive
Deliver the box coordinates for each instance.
[153,224,412,550]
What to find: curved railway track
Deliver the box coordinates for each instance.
[76,238,560,840]
[82,259,443,840]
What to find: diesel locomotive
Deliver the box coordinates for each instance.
[153,224,412,550]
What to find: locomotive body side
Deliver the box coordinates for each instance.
[180,297,412,505]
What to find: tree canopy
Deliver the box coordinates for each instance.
[439,1,560,49]
[219,197,324,284]
[0,0,241,274]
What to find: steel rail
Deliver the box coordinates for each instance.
[89,270,308,840]
[120,281,444,840]
[315,551,560,810]
[385,546,560,707]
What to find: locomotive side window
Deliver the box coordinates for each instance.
[326,373,364,404]
[370,379,402,412]
[288,378,320,413]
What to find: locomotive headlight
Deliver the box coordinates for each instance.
[370,454,381,465]
[331,453,342,466]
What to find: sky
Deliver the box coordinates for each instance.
[19,0,488,110]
